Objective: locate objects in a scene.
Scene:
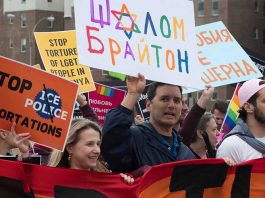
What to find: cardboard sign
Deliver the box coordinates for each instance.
[74,0,203,89]
[88,83,126,125]
[184,21,262,93]
[34,31,95,93]
[0,56,78,151]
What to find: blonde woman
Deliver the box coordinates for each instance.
[48,119,134,184]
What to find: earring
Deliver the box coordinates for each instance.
[68,153,72,161]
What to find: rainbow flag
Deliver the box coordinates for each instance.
[96,84,115,97]
[217,84,241,144]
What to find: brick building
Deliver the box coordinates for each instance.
[194,0,265,56]
[0,0,64,66]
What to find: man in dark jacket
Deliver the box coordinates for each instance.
[102,74,199,173]
[217,79,265,163]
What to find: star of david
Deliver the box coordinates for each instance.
[111,4,141,39]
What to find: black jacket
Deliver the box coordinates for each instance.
[101,105,195,173]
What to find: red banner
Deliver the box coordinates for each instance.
[0,158,264,197]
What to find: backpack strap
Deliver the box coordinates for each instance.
[236,134,265,156]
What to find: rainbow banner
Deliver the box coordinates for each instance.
[217,84,241,144]
[96,84,115,97]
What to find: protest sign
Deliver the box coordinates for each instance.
[34,31,95,93]
[184,21,262,93]
[135,83,150,121]
[0,56,78,151]
[74,0,203,89]
[88,83,126,125]
[0,158,264,197]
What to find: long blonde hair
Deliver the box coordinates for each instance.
[48,119,102,169]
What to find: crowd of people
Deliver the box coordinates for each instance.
[1,75,265,185]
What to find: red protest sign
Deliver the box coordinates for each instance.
[88,83,126,125]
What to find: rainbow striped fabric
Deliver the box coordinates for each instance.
[217,84,241,143]
[96,84,115,97]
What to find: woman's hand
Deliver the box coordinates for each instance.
[120,173,135,185]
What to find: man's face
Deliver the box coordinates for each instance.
[213,109,225,131]
[147,85,182,128]
[179,94,189,122]
[253,88,265,124]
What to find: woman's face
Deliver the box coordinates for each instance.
[205,118,218,149]
[68,128,101,170]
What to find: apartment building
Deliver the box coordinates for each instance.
[0,0,64,66]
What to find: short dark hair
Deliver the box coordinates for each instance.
[211,100,228,114]
[238,91,259,122]
[147,82,182,101]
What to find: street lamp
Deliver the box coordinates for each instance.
[30,16,55,65]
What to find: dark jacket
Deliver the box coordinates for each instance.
[179,103,205,146]
[220,118,265,154]
[101,105,195,173]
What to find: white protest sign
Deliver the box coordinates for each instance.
[74,0,203,89]
[183,21,262,93]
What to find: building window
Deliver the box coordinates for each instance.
[21,38,27,52]
[47,19,54,28]
[8,16,14,24]
[22,0,26,3]
[20,14,27,28]
[212,0,219,16]
[47,0,52,2]
[198,0,204,17]
[9,39,13,48]
[254,0,259,12]
[253,28,259,39]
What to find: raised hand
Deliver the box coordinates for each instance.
[126,73,146,95]
[76,93,88,107]
[121,73,146,110]
[197,85,215,109]
[10,123,31,155]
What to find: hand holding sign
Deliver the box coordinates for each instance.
[76,94,88,107]
[197,85,215,109]
[126,73,146,95]
[121,73,146,111]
